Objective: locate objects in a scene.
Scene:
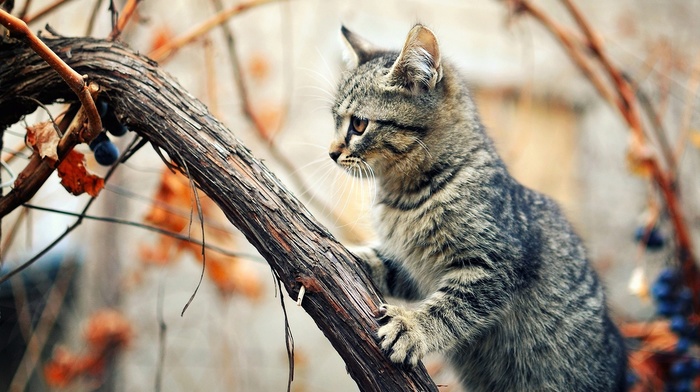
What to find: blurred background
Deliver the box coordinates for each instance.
[1,0,700,391]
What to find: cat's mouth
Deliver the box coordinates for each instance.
[335,155,375,179]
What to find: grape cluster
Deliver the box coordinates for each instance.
[651,267,700,391]
[89,98,129,166]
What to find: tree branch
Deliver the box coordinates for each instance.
[0,36,439,391]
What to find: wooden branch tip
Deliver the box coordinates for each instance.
[296,285,306,306]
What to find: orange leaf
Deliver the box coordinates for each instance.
[202,249,262,299]
[26,121,59,163]
[251,104,282,142]
[57,150,105,196]
[44,347,82,387]
[141,170,262,298]
[150,25,173,53]
[690,130,700,149]
[84,309,133,352]
[144,170,198,232]
[247,52,270,82]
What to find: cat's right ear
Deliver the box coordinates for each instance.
[341,25,376,68]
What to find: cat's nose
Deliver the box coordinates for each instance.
[329,150,341,162]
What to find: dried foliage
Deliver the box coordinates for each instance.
[44,309,133,388]
[140,170,262,299]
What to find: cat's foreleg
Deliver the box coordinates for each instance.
[350,247,422,300]
[377,268,510,365]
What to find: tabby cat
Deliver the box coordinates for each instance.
[328,24,627,391]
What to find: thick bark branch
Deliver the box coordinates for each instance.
[0,36,439,391]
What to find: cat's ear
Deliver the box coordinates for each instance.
[341,25,376,68]
[388,24,443,93]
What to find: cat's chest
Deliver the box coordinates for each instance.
[373,202,453,286]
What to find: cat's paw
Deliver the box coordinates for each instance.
[376,304,428,366]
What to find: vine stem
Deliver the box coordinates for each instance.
[0,8,102,138]
[508,0,698,301]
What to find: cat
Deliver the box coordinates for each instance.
[328,24,627,391]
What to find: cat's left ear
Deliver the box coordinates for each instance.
[388,24,443,93]
[341,25,377,68]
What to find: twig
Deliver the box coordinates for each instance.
[276,276,295,392]
[179,159,206,317]
[107,0,140,40]
[85,0,104,36]
[154,277,167,392]
[21,203,264,262]
[148,0,285,63]
[209,0,356,234]
[17,0,31,19]
[9,258,77,392]
[0,99,98,217]
[508,0,619,111]
[509,0,698,303]
[674,54,700,162]
[0,135,144,285]
[559,0,644,143]
[203,37,220,118]
[0,9,102,138]
[21,0,75,24]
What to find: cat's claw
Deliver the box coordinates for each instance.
[376,304,428,366]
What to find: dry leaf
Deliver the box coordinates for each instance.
[44,309,132,388]
[141,170,262,298]
[150,25,173,53]
[251,104,282,142]
[689,130,700,149]
[84,309,133,352]
[57,149,105,196]
[26,121,59,163]
[247,52,271,82]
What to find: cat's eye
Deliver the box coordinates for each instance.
[350,116,369,134]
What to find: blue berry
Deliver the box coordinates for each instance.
[107,122,128,137]
[658,300,681,317]
[677,287,693,311]
[671,359,691,378]
[672,379,692,392]
[676,337,692,354]
[96,98,109,118]
[103,109,129,137]
[658,268,680,285]
[88,132,110,151]
[653,281,675,301]
[691,358,700,375]
[635,226,665,250]
[671,315,689,334]
[93,139,119,166]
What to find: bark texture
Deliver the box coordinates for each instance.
[0,35,439,391]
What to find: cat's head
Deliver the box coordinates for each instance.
[329,24,451,182]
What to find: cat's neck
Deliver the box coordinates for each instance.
[374,127,506,209]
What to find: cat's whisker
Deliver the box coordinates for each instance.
[294,158,338,205]
[297,84,336,100]
[362,161,378,206]
[290,156,331,178]
[333,165,358,226]
[314,47,341,87]
[287,141,328,151]
[299,64,337,92]
[413,137,433,159]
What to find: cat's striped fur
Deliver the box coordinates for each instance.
[329,24,627,391]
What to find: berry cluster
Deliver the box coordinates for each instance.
[651,268,699,391]
[89,98,129,166]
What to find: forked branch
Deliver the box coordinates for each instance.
[0,36,438,392]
